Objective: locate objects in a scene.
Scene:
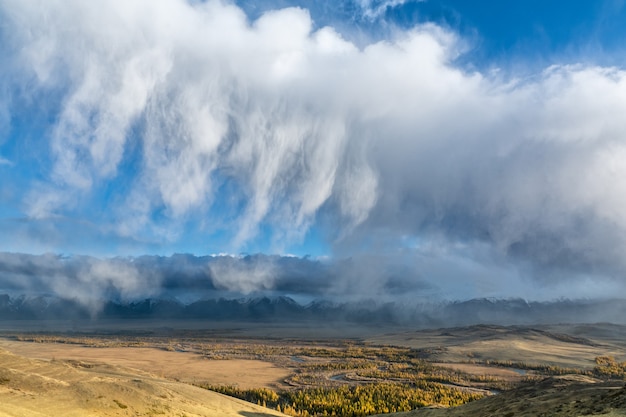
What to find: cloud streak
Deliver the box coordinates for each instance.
[1,0,626,296]
[356,0,421,20]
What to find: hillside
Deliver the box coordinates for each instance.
[376,375,626,417]
[0,348,288,417]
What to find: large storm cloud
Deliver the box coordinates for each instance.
[1,0,626,301]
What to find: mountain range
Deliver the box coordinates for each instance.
[1,294,625,327]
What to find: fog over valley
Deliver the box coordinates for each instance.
[1,252,625,326]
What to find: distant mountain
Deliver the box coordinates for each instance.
[0,294,625,326]
[438,297,626,326]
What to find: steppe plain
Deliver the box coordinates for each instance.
[0,321,625,416]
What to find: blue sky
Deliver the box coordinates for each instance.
[239,1,626,67]
[406,0,626,66]
[2,0,626,301]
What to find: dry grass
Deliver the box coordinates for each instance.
[0,347,288,417]
[367,324,626,369]
[1,322,625,416]
[0,340,290,390]
[432,363,525,381]
[376,376,626,417]
[442,338,603,368]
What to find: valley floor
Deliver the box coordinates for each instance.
[0,322,624,416]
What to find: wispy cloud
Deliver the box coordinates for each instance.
[2,0,626,294]
[356,0,422,20]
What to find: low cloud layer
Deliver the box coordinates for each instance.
[0,253,327,308]
[0,252,622,311]
[1,1,626,299]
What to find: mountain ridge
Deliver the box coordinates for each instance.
[1,294,626,327]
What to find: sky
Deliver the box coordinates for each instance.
[2,0,626,304]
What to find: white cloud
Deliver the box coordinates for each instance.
[356,0,422,20]
[208,255,277,294]
[0,253,161,314]
[3,0,626,292]
[1,0,458,243]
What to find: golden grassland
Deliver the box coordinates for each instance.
[0,347,289,417]
[378,375,626,417]
[0,323,625,416]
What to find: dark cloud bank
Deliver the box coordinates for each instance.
[1,252,625,327]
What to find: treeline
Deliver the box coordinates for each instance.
[594,356,626,378]
[205,382,483,417]
[483,360,585,376]
[357,364,505,386]
[484,357,626,379]
[300,359,375,372]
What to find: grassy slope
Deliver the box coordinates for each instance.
[376,375,626,417]
[0,348,288,417]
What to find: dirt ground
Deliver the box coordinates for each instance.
[0,340,291,390]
